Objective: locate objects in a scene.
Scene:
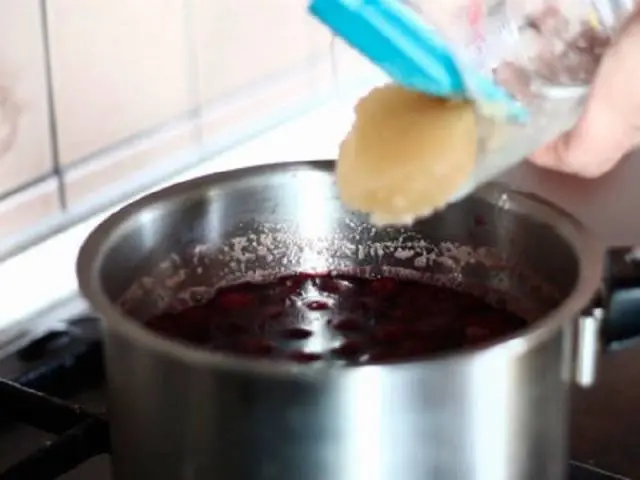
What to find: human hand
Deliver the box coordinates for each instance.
[530,6,640,177]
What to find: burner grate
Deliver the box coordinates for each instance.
[0,316,110,480]
[0,379,109,479]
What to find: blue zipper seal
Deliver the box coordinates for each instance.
[309,0,528,120]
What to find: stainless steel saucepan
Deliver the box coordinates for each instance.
[77,160,640,480]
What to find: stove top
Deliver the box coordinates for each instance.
[0,314,636,480]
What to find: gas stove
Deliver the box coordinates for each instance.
[0,313,636,480]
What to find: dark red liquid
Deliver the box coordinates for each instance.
[144,273,528,365]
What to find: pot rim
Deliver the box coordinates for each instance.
[77,160,604,380]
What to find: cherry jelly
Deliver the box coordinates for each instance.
[143,273,528,365]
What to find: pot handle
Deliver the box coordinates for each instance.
[574,246,640,387]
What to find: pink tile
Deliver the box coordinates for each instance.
[0,2,55,196]
[47,0,193,165]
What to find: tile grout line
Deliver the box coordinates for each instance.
[38,0,67,210]
[0,68,376,263]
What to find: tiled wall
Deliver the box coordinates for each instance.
[0,0,379,259]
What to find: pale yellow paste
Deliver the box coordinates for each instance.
[336,84,478,225]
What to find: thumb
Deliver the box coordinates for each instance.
[531,94,638,178]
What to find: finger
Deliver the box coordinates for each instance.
[530,97,637,178]
[530,111,636,178]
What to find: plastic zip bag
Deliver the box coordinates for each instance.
[404,0,632,73]
[315,0,635,222]
[426,0,633,202]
